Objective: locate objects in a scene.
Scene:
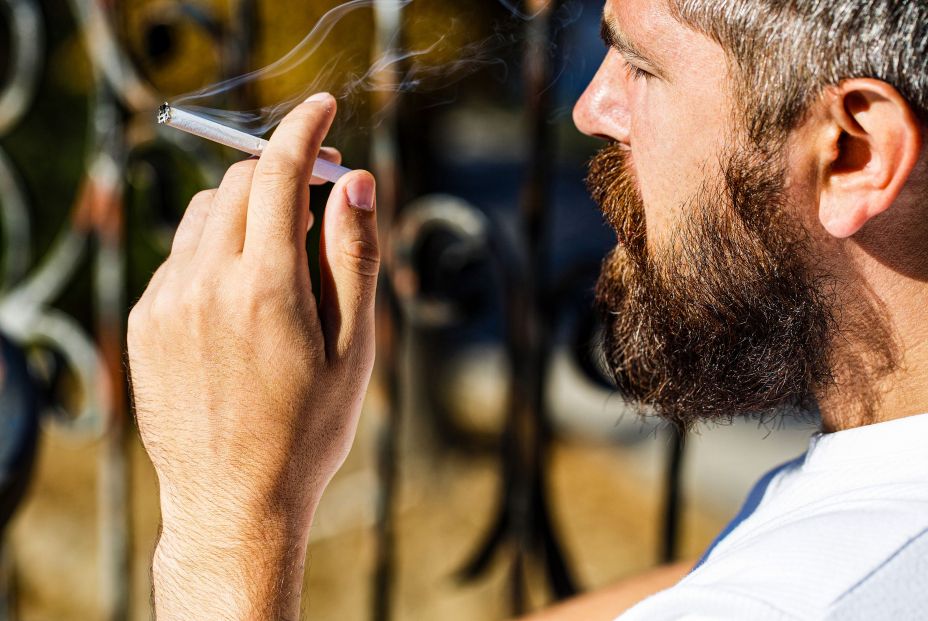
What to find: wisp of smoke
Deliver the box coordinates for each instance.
[168,0,583,137]
[493,0,549,21]
[174,0,405,103]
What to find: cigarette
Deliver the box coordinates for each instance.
[157,103,351,184]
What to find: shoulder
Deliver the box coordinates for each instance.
[617,529,928,621]
[687,502,928,615]
[825,527,928,620]
[619,517,928,621]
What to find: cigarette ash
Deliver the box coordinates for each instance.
[157,103,172,125]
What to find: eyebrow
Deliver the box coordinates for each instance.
[600,16,667,78]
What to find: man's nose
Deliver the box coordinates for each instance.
[573,52,632,144]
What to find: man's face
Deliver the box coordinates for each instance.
[574,0,835,427]
[574,0,733,252]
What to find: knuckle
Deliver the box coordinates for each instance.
[148,289,176,324]
[258,157,303,187]
[250,246,299,281]
[340,330,376,366]
[240,273,274,307]
[181,274,216,315]
[342,240,381,277]
[330,342,376,387]
[236,266,283,310]
[127,303,148,341]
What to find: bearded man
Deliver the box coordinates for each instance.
[127,0,928,619]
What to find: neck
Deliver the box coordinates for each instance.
[817,227,928,432]
[818,334,928,434]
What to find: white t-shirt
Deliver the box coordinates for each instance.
[618,413,928,620]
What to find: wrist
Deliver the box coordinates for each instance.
[153,514,313,620]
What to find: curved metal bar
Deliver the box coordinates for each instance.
[0,156,121,439]
[67,0,159,112]
[0,163,101,437]
[0,0,43,293]
[1,227,88,314]
[0,303,109,437]
[0,0,122,445]
[0,2,261,618]
[0,149,32,291]
[0,0,44,135]
[389,194,492,328]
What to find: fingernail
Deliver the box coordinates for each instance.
[346,174,375,212]
[305,92,332,103]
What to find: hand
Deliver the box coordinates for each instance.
[127,93,379,620]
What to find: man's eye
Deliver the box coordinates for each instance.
[623,60,654,81]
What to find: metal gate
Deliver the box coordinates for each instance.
[0,1,686,618]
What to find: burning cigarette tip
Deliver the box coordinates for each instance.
[157,103,172,125]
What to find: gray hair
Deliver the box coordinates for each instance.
[669,0,928,143]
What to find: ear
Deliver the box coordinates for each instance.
[818,79,923,239]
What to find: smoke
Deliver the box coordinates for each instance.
[493,0,550,21]
[174,0,404,103]
[168,0,583,136]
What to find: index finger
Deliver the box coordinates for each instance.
[244,93,337,258]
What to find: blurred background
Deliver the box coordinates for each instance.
[0,0,819,619]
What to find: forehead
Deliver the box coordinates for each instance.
[605,0,672,34]
[603,0,724,79]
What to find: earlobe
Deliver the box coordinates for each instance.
[820,194,874,238]
[818,79,923,239]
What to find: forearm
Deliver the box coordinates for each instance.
[152,518,313,620]
[518,561,693,621]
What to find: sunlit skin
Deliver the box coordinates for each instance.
[573,0,928,433]
[574,0,732,250]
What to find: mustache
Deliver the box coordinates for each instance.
[585,143,647,262]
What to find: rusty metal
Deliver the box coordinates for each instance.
[67,0,158,113]
[0,0,43,136]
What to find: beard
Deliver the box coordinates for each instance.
[588,142,835,430]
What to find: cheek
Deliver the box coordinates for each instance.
[629,87,730,249]
[784,140,828,235]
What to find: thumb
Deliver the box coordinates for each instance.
[319,170,380,363]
